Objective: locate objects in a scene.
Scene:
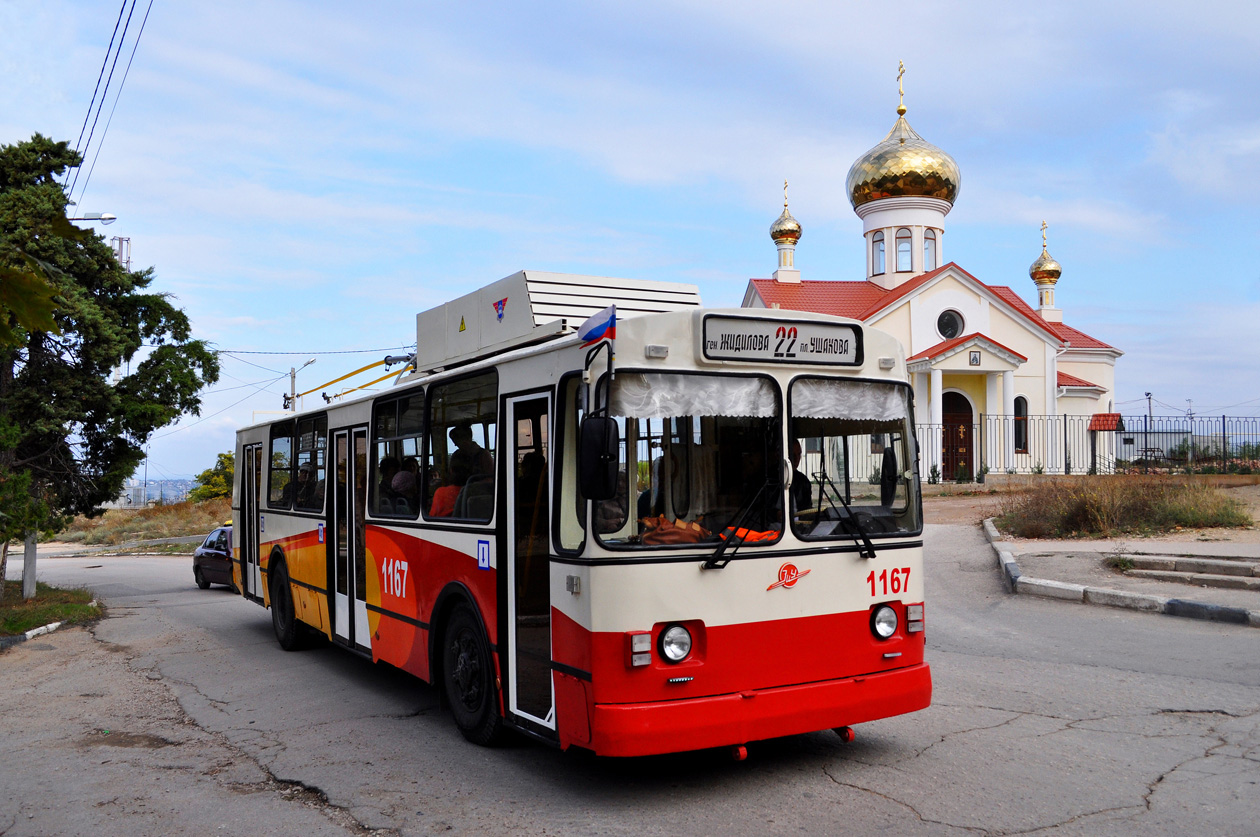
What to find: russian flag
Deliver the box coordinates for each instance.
[578,305,616,347]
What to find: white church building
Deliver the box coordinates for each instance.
[742,90,1123,478]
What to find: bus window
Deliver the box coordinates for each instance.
[555,374,587,551]
[424,372,497,523]
[372,390,424,518]
[267,421,294,508]
[597,372,781,548]
[294,415,327,512]
[788,378,921,539]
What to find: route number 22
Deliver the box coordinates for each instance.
[867,567,910,597]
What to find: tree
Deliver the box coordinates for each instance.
[0,134,220,599]
[189,451,234,503]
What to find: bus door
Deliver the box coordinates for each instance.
[331,427,371,652]
[240,443,264,602]
[505,393,555,731]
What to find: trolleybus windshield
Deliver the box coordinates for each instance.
[788,378,921,539]
[593,372,783,548]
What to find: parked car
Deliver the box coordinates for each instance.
[193,525,233,590]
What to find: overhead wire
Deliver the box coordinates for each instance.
[67,0,137,202]
[75,0,155,208]
[150,372,287,440]
[214,344,416,355]
[67,0,128,184]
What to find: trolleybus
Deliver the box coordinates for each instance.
[232,270,930,757]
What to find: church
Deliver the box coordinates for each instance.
[741,78,1123,478]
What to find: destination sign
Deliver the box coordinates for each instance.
[701,316,862,365]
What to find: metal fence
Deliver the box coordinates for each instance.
[914,414,1260,480]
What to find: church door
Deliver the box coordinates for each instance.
[942,392,973,481]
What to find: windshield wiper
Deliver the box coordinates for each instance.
[702,482,770,570]
[815,471,877,559]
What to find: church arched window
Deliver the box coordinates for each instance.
[1014,396,1028,453]
[872,231,885,274]
[896,228,912,271]
[923,229,937,271]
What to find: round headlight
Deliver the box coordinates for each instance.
[871,605,898,639]
[659,625,692,663]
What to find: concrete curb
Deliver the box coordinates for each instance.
[0,599,97,650]
[980,519,1260,629]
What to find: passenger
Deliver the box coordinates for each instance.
[429,467,465,517]
[449,423,494,481]
[790,439,813,514]
[391,470,419,513]
[378,456,401,504]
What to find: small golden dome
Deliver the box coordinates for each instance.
[846,115,961,209]
[1029,248,1061,284]
[770,205,802,244]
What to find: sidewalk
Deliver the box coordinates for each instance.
[986,522,1260,626]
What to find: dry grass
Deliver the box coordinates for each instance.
[57,497,232,545]
[995,477,1253,538]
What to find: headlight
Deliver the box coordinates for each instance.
[659,624,692,663]
[871,605,898,639]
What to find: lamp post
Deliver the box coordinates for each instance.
[288,358,316,411]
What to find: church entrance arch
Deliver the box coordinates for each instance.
[942,392,973,481]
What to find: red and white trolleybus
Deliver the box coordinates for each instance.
[232,270,930,757]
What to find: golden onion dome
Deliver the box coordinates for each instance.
[846,115,961,209]
[1029,247,1061,285]
[770,204,802,244]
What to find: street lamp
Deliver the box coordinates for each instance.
[68,212,117,225]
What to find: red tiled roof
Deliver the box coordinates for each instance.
[907,331,1027,362]
[1045,321,1115,350]
[1088,412,1125,431]
[748,278,889,319]
[748,264,1116,353]
[1058,371,1102,389]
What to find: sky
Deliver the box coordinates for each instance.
[3,0,1260,480]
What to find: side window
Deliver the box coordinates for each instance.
[372,389,424,518]
[425,371,497,523]
[872,231,885,274]
[267,421,294,508]
[214,530,229,552]
[1014,396,1029,453]
[896,228,912,272]
[555,374,586,552]
[294,415,328,512]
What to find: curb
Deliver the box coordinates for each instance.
[981,520,1260,629]
[0,599,98,650]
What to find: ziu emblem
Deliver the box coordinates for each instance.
[767,562,810,591]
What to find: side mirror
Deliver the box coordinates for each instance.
[579,415,619,501]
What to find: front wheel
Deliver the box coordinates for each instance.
[442,603,504,746]
[270,561,305,651]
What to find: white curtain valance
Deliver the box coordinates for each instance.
[791,379,908,421]
[608,373,778,418]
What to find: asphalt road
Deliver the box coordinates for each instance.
[3,524,1258,836]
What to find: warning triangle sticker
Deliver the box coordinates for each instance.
[459,316,466,332]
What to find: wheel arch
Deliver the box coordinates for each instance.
[428,582,493,708]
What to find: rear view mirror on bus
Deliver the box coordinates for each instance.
[579,416,619,501]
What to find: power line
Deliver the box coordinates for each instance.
[67,0,128,183]
[67,0,137,201]
[215,344,416,356]
[218,353,286,375]
[150,373,288,440]
[75,0,155,208]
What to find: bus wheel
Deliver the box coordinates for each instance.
[270,561,304,651]
[442,603,504,746]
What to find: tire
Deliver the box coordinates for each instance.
[442,603,504,745]
[270,561,305,651]
[194,565,211,590]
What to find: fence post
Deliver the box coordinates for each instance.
[1223,415,1228,471]
[1144,413,1149,475]
[1063,419,1070,475]
[977,415,985,484]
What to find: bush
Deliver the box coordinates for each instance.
[995,477,1253,538]
[57,497,232,545]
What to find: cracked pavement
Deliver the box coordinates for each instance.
[3,524,1258,836]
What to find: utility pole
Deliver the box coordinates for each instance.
[1186,399,1195,467]
[1144,392,1152,473]
[288,358,316,412]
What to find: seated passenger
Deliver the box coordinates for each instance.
[429,467,465,518]
[391,470,418,515]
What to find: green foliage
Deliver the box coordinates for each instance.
[189,451,234,503]
[0,580,100,635]
[953,462,971,483]
[928,463,940,485]
[0,134,220,539]
[995,477,1252,538]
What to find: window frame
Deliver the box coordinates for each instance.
[923,228,937,271]
[266,420,295,510]
[872,231,885,275]
[369,387,425,520]
[937,309,964,340]
[895,228,913,272]
[1014,396,1029,454]
[422,369,499,525]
